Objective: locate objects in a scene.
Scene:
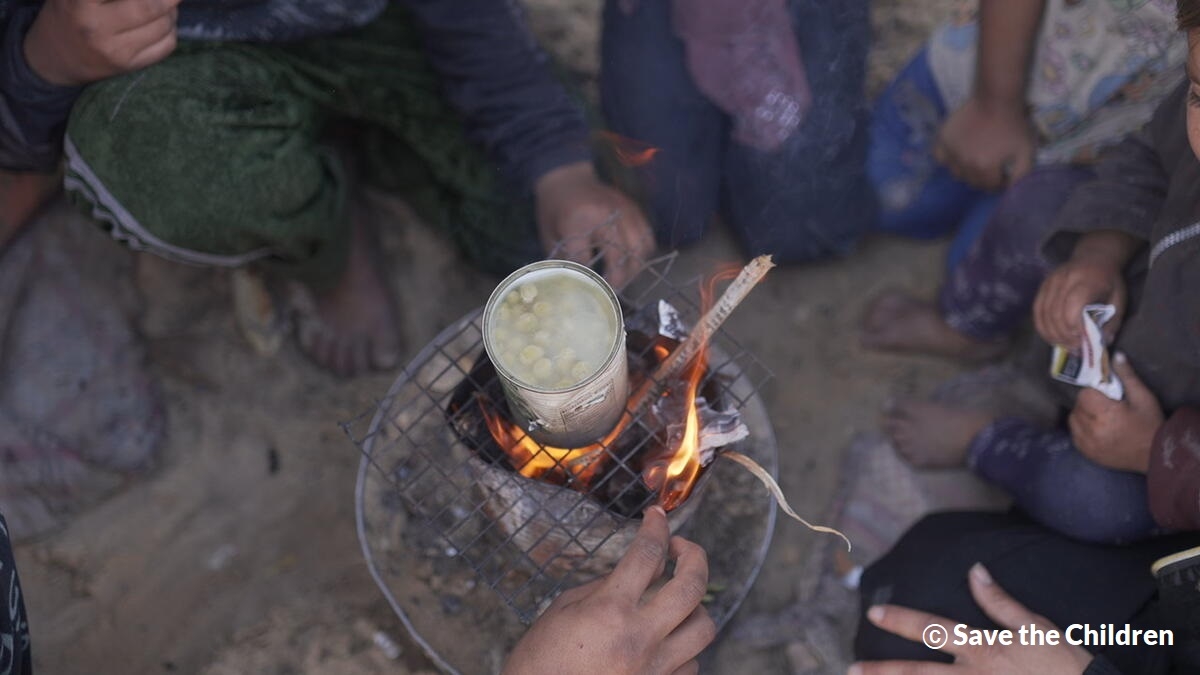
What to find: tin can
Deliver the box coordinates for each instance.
[482,260,629,447]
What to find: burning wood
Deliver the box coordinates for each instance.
[636,255,775,411]
[448,253,847,582]
[562,255,775,505]
[457,317,735,516]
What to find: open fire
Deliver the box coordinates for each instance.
[476,266,742,512]
[351,245,788,628]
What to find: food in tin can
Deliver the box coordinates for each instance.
[489,270,617,390]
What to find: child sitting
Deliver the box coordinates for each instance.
[869,0,1200,545]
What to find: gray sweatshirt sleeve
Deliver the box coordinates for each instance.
[0,3,84,171]
[1040,83,1182,264]
[400,0,593,190]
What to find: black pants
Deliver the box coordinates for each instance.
[854,511,1200,674]
[599,0,876,263]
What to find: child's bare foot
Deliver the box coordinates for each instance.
[860,290,1009,361]
[881,400,996,468]
[291,205,401,377]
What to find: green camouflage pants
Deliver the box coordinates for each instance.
[64,7,539,288]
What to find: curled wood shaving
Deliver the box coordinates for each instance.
[720,450,851,552]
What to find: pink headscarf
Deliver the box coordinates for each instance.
[632,0,811,152]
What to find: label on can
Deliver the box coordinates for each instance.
[483,261,629,447]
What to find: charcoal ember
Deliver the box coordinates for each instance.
[444,299,741,537]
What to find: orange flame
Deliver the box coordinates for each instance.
[643,265,742,510]
[480,264,743,511]
[479,394,629,485]
[597,131,660,167]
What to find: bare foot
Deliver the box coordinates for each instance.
[860,290,1009,361]
[291,205,401,377]
[881,400,996,469]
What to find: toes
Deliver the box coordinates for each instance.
[861,292,920,347]
[349,337,371,377]
[335,336,363,378]
[318,332,343,377]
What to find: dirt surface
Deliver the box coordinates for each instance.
[16,2,965,673]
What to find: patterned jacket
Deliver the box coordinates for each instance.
[1043,82,1200,532]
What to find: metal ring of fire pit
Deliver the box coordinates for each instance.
[350,253,778,674]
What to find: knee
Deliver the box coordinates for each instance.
[728,168,877,263]
[1036,510,1157,546]
[651,190,713,249]
[600,0,688,118]
[738,217,865,263]
[986,167,1094,245]
[725,125,876,262]
[626,157,719,249]
[1029,469,1156,545]
[853,513,968,663]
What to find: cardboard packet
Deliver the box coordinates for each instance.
[1049,304,1123,400]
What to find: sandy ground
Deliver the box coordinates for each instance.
[14,1,966,672]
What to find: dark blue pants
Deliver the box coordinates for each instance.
[942,166,1159,544]
[867,48,999,270]
[599,0,877,263]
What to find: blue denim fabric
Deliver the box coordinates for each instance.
[599,0,876,263]
[969,418,1161,544]
[868,48,1000,267]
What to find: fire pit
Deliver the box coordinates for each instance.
[348,253,778,674]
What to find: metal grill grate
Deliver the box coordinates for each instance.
[345,250,776,629]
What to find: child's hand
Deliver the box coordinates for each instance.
[1068,353,1163,473]
[23,0,181,87]
[1034,231,1140,349]
[503,506,715,675]
[935,96,1036,191]
[852,564,1093,675]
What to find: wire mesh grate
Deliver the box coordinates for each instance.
[344,250,774,623]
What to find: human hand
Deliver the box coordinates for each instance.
[1069,352,1163,473]
[503,506,716,675]
[934,97,1036,191]
[23,0,180,87]
[850,563,1093,675]
[1033,246,1127,349]
[534,161,656,290]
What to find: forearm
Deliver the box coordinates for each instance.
[1041,109,1170,262]
[0,5,83,171]
[1070,230,1142,271]
[400,0,591,189]
[974,0,1046,108]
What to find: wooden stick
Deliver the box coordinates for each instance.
[630,254,775,417]
[562,255,774,474]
